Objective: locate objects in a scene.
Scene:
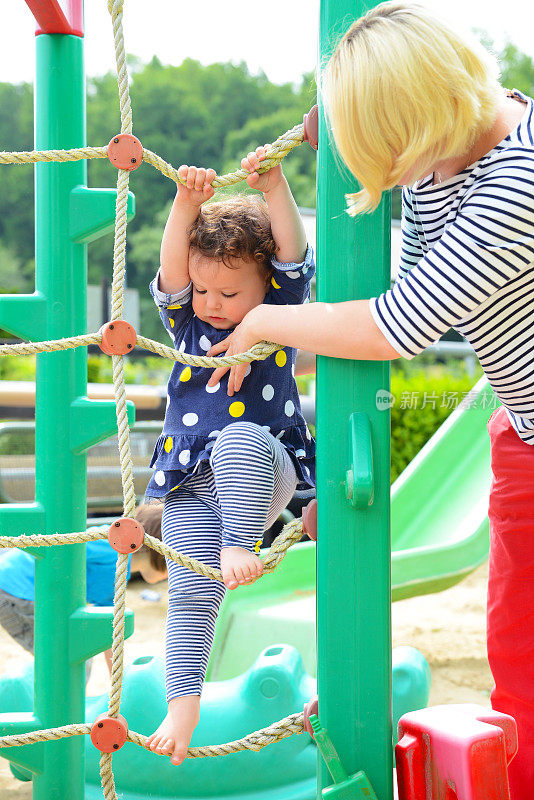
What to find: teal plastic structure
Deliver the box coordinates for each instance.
[0,642,430,799]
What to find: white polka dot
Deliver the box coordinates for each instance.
[285,400,295,417]
[154,470,166,486]
[199,335,211,351]
[262,425,271,432]
[276,430,285,439]
[178,449,190,465]
[206,382,220,393]
[304,466,310,476]
[291,364,295,376]
[295,449,306,457]
[178,340,186,353]
[262,384,275,401]
[306,427,312,440]
[244,364,251,377]
[208,430,220,438]
[302,265,309,275]
[205,440,215,450]
[286,270,300,279]
[182,412,198,426]
[166,395,170,409]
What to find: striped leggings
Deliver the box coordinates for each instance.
[162,421,297,701]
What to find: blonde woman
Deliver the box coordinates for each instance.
[208,3,534,797]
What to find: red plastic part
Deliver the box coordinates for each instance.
[395,704,518,800]
[302,499,317,541]
[25,0,84,37]
[90,713,129,753]
[99,320,137,356]
[302,104,319,151]
[303,694,319,736]
[107,518,145,554]
[107,134,144,171]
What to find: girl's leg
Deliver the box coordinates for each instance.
[147,481,225,765]
[487,407,534,800]
[209,421,297,587]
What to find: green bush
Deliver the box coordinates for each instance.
[390,366,480,482]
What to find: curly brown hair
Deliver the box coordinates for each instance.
[189,195,276,276]
[135,503,166,573]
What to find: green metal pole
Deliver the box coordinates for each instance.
[33,32,88,800]
[316,1,393,798]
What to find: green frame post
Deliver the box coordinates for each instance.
[0,8,135,796]
[32,32,89,800]
[316,1,393,798]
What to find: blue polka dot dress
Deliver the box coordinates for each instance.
[145,246,316,499]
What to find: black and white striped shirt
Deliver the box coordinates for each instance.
[370,90,534,444]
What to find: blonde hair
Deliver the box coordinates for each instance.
[322,1,501,215]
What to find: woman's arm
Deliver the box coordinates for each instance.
[207,299,401,395]
[243,300,401,360]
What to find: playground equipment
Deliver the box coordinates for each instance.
[0,641,431,799]
[396,705,518,800]
[0,1,506,799]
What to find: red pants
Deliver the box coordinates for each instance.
[487,406,534,800]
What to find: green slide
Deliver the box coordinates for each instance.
[208,377,495,680]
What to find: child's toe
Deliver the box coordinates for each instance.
[223,569,238,589]
[171,744,188,766]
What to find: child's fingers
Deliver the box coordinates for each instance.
[241,154,252,172]
[186,165,197,189]
[205,167,217,185]
[177,164,189,180]
[194,167,206,191]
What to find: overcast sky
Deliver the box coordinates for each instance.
[2,1,533,87]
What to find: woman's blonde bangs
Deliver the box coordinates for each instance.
[323,1,501,215]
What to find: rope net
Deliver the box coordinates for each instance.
[0,0,311,796]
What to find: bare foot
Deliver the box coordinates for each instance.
[220,546,263,590]
[146,695,200,766]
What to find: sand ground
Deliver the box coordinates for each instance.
[0,561,492,798]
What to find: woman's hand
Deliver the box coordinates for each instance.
[176,164,216,208]
[241,145,284,194]
[206,309,266,396]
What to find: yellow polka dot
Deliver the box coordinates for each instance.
[179,366,191,382]
[164,436,173,453]
[254,539,262,554]
[229,401,245,418]
[275,350,287,367]
[271,277,281,289]
[167,304,182,310]
[169,318,175,328]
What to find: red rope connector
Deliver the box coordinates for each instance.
[90,713,129,753]
[107,134,143,171]
[108,518,145,554]
[302,105,318,151]
[99,320,137,356]
[302,499,317,542]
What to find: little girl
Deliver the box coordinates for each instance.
[145,150,315,764]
